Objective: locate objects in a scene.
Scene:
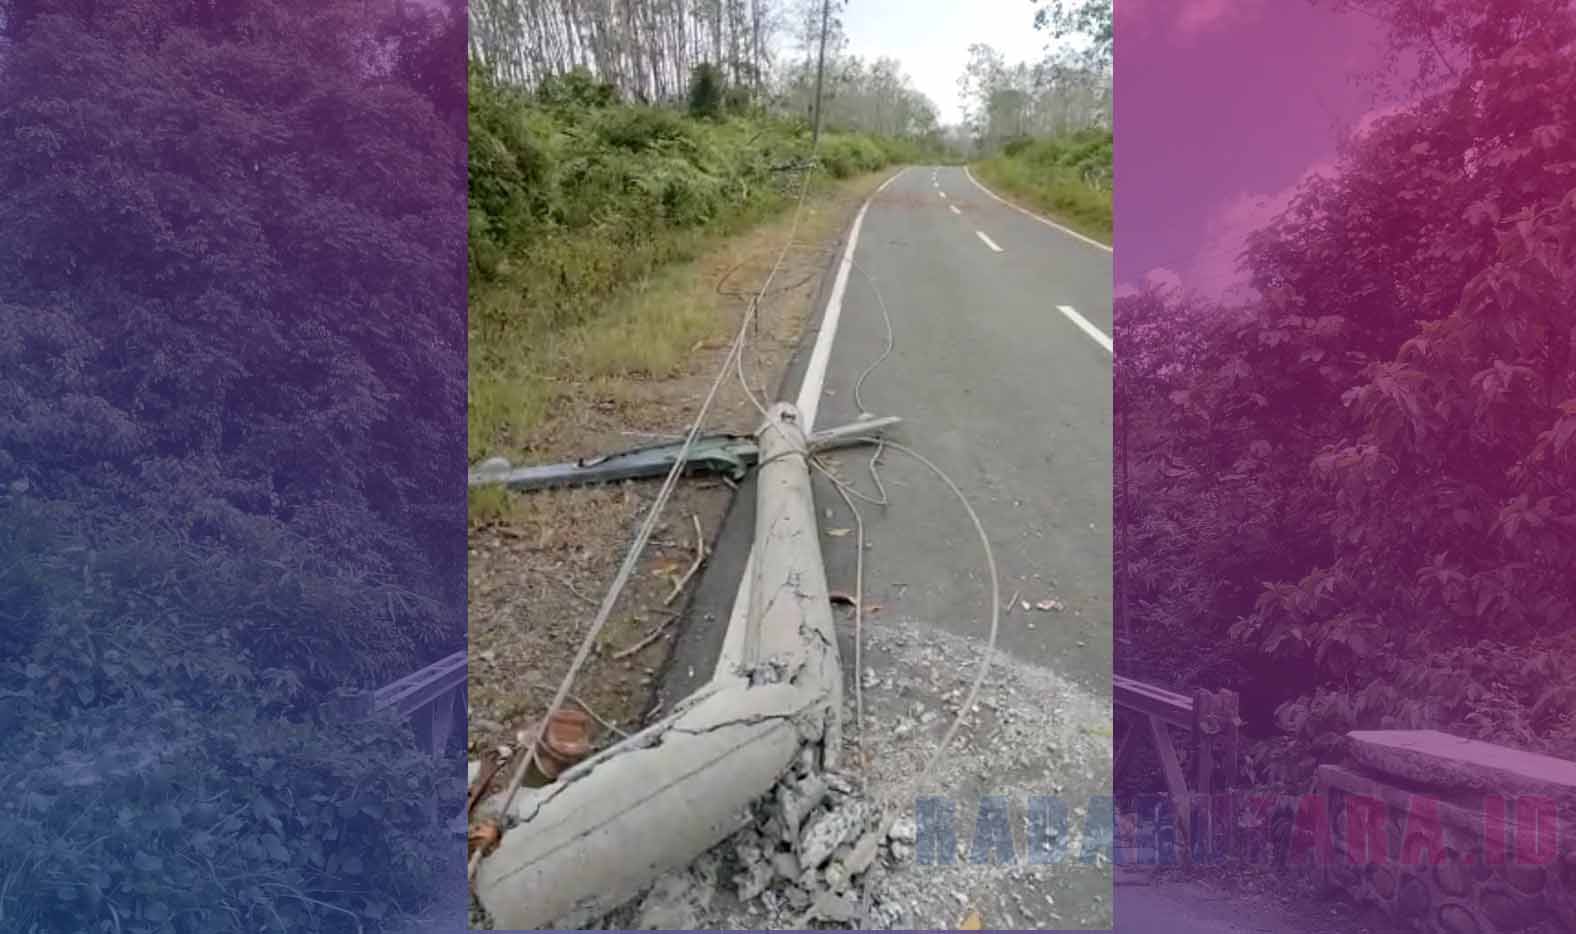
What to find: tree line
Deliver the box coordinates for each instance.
[1117,0,1576,784]
[958,1,1112,153]
[469,0,940,141]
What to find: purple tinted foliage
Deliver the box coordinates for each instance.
[0,1,466,930]
[1115,0,1576,798]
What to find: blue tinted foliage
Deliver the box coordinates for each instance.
[0,1,467,930]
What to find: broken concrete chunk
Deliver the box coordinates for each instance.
[634,871,711,930]
[777,775,828,841]
[735,831,766,864]
[888,815,918,844]
[761,815,785,841]
[824,860,849,891]
[811,890,859,923]
[798,800,868,869]
[823,771,856,796]
[771,851,801,880]
[733,858,775,903]
[845,829,882,875]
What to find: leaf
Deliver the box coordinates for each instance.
[960,908,983,930]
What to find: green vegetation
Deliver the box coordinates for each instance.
[972,129,1112,241]
[468,67,943,463]
[1118,1,1576,788]
[2,2,466,931]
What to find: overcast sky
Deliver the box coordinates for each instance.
[1114,0,1388,298]
[839,0,1057,126]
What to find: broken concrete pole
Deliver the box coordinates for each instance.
[717,411,896,681]
[475,684,812,927]
[475,403,844,929]
[742,404,843,712]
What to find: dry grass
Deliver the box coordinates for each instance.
[468,170,886,523]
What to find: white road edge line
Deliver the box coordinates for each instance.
[716,165,906,680]
[801,168,901,424]
[964,164,1112,254]
[948,205,961,215]
[975,230,1003,253]
[1057,304,1113,353]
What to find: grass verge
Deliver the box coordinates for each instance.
[468,169,894,526]
[971,130,1112,243]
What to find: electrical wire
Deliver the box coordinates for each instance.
[470,159,823,884]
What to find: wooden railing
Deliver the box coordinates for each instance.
[1114,675,1240,860]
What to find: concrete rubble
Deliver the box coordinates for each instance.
[620,764,912,930]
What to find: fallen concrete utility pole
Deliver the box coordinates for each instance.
[467,415,901,492]
[474,403,846,929]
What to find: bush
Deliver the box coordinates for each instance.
[467,68,936,459]
[1,3,467,930]
[723,84,752,115]
[3,690,457,932]
[687,62,724,120]
[818,133,887,178]
[973,128,1112,239]
[536,66,619,110]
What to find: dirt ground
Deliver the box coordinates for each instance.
[466,171,892,794]
[1115,862,1411,933]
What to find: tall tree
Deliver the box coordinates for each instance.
[1117,0,1576,778]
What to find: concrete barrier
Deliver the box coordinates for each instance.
[1310,730,1576,934]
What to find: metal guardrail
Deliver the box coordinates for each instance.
[374,650,466,717]
[1113,674,1194,727]
[370,649,466,757]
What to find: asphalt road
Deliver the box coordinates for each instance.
[808,163,1112,696]
[656,163,1116,928]
[666,162,1112,701]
